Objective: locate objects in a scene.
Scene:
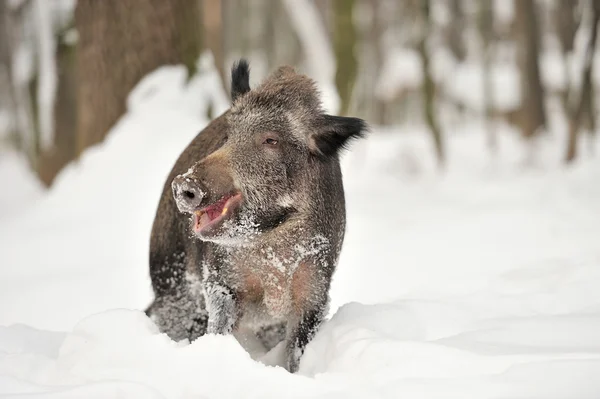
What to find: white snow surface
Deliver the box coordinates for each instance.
[1,66,600,398]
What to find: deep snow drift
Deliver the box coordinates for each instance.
[1,66,600,398]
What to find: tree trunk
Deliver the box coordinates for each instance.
[555,0,580,113]
[418,0,445,167]
[515,0,547,138]
[333,0,358,116]
[565,0,600,163]
[75,0,202,154]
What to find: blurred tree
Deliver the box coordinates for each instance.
[0,1,36,164]
[369,0,387,124]
[333,0,358,116]
[447,0,466,62]
[566,0,600,163]
[264,0,278,67]
[554,0,580,109]
[282,0,337,113]
[515,0,547,138]
[75,0,202,156]
[417,0,445,167]
[0,1,17,145]
[269,1,303,69]
[203,0,225,90]
[555,0,579,53]
[479,0,496,153]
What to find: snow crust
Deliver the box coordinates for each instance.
[1,66,600,398]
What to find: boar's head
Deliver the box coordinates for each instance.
[171,60,367,245]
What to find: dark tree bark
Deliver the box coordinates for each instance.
[333,0,358,116]
[75,0,202,154]
[565,0,600,163]
[515,0,547,138]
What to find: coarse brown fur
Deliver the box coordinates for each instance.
[146,60,367,372]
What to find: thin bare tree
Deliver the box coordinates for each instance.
[555,0,580,109]
[565,0,600,162]
[447,0,466,62]
[333,0,358,116]
[369,0,387,124]
[417,0,445,167]
[515,0,547,138]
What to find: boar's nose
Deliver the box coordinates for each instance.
[171,175,205,213]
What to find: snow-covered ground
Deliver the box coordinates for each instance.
[1,66,600,398]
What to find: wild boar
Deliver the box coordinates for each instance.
[146,60,367,372]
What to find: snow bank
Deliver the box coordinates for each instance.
[0,310,318,399]
[1,306,599,398]
[1,65,600,398]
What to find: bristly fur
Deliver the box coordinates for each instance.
[310,115,368,157]
[231,59,251,101]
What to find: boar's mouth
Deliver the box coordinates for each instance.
[192,192,243,234]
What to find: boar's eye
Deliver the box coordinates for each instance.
[257,132,281,148]
[263,137,278,146]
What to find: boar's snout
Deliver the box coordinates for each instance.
[171,175,206,213]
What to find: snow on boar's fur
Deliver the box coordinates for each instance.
[146,60,367,372]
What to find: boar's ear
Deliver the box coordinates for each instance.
[309,115,368,157]
[231,59,250,102]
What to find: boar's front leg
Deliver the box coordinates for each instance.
[285,302,326,373]
[203,277,240,335]
[285,259,331,372]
